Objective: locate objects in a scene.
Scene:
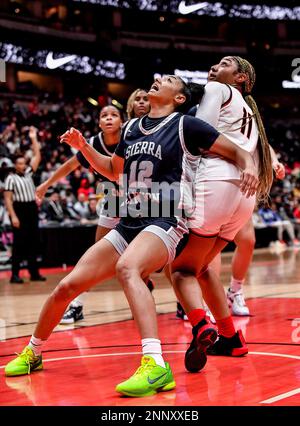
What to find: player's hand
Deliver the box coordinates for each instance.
[11,215,20,228]
[273,161,285,180]
[240,166,259,198]
[36,183,48,202]
[60,128,87,150]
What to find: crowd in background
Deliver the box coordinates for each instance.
[0,91,299,252]
[0,94,105,228]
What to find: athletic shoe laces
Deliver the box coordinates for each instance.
[134,363,153,376]
[15,348,37,374]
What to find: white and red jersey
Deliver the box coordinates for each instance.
[196,81,259,181]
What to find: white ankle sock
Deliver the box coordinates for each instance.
[28,335,44,356]
[230,277,244,293]
[142,338,165,368]
[70,292,87,308]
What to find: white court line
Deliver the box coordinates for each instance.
[249,351,300,360]
[0,350,185,369]
[1,350,300,370]
[260,388,300,404]
[2,350,300,404]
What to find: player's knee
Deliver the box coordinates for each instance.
[54,277,78,301]
[116,258,138,283]
[172,270,193,287]
[239,232,256,250]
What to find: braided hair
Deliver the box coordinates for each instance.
[232,56,273,204]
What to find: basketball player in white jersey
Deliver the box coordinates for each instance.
[196,57,285,318]
[171,56,274,372]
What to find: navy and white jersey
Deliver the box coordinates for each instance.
[115,112,219,224]
[77,131,120,217]
[76,132,119,182]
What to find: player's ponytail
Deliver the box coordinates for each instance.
[244,94,273,204]
[232,56,273,204]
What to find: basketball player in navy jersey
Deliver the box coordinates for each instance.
[170,57,274,373]
[5,75,258,398]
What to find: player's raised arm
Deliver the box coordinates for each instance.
[60,128,124,181]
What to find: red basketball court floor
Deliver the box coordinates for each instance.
[1,299,300,406]
[0,249,300,406]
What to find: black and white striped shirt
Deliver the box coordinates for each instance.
[4,167,36,202]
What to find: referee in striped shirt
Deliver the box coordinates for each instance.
[4,127,46,284]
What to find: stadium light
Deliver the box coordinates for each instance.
[154,69,208,85]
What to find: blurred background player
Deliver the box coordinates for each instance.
[126,88,150,120]
[36,105,123,322]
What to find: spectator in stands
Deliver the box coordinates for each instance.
[68,168,84,196]
[81,195,99,225]
[293,201,300,237]
[294,201,300,220]
[293,179,300,199]
[77,177,94,199]
[258,203,299,246]
[44,189,65,223]
[252,207,266,229]
[60,195,81,222]
[73,193,89,218]
[40,161,55,184]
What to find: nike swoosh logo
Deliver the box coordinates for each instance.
[147,373,167,385]
[178,1,209,15]
[46,52,77,70]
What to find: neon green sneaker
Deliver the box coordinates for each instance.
[115,355,176,397]
[5,346,43,377]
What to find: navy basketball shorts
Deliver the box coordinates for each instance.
[103,217,189,264]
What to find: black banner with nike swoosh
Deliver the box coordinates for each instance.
[72,0,300,21]
[0,42,125,80]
